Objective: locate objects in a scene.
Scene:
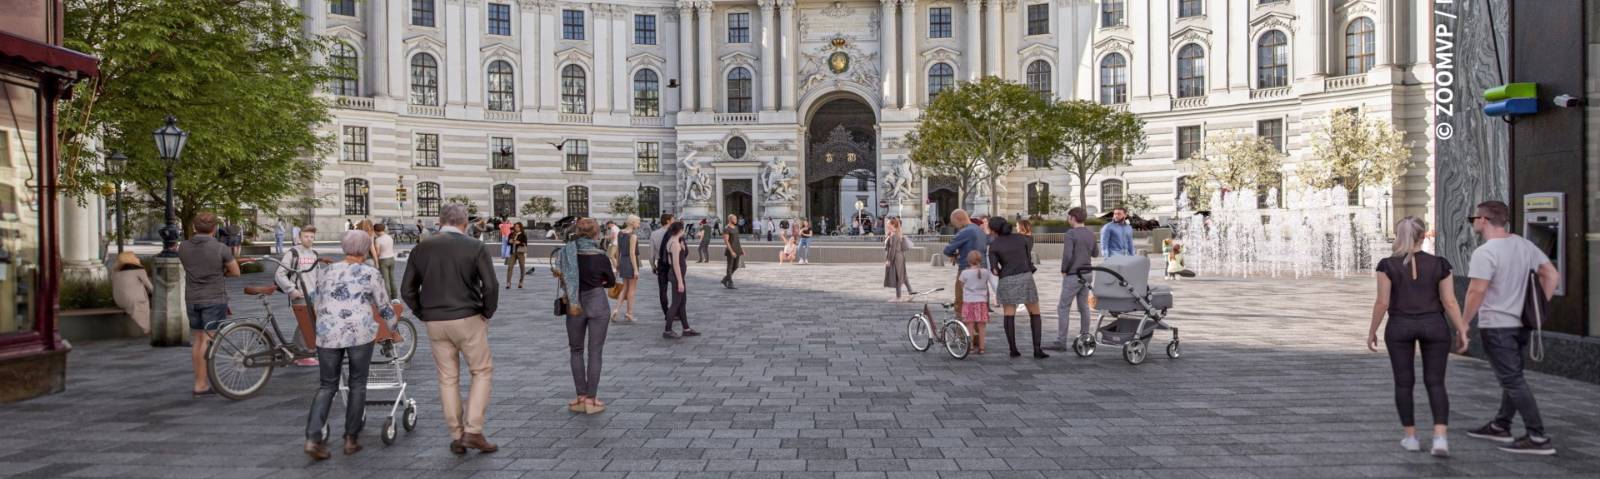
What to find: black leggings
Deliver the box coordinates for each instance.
[662,273,689,332]
[1385,313,1452,427]
[306,342,374,440]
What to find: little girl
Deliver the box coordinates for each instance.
[1166,243,1196,279]
[957,250,997,354]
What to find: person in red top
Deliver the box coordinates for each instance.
[498,219,514,258]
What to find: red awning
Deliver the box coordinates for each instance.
[0,30,98,79]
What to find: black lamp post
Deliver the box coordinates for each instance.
[107,151,127,254]
[153,116,188,257]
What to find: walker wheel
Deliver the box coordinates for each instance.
[1166,341,1181,359]
[1123,339,1147,365]
[381,417,397,445]
[402,401,418,432]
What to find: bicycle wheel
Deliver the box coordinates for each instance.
[942,320,971,359]
[373,317,418,364]
[207,323,275,400]
[906,314,933,352]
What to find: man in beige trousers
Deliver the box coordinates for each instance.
[402,203,500,454]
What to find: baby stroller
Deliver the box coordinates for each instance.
[1070,255,1180,365]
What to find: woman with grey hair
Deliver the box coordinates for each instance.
[1367,216,1469,457]
[304,230,399,460]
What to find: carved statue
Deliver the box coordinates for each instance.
[761,157,799,204]
[881,159,917,202]
[678,151,713,205]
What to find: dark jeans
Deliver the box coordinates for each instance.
[305,342,374,440]
[697,244,709,262]
[723,253,739,282]
[1384,313,1451,427]
[663,273,690,332]
[1482,327,1544,436]
[567,289,610,397]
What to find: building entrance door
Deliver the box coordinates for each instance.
[722,179,754,234]
[804,96,876,232]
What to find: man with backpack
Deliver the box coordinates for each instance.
[1461,200,1561,455]
[275,225,327,367]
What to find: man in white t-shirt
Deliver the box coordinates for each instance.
[375,223,399,298]
[1461,200,1561,456]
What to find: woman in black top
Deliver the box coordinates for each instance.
[563,218,616,414]
[505,223,529,289]
[986,217,1047,359]
[660,221,700,338]
[1367,216,1469,456]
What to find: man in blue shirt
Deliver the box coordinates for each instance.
[942,209,989,271]
[1099,207,1135,257]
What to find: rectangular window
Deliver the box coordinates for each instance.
[728,13,750,43]
[1177,125,1202,161]
[636,142,660,172]
[330,0,356,17]
[491,137,515,170]
[635,14,657,45]
[415,133,440,167]
[565,139,589,171]
[1101,0,1124,27]
[1027,4,1050,35]
[563,10,585,40]
[1028,152,1050,168]
[412,0,436,27]
[488,3,512,35]
[342,126,368,163]
[1257,119,1284,153]
[1178,0,1203,17]
[929,8,952,38]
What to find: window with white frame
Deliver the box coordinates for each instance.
[330,0,355,17]
[1257,118,1284,153]
[490,137,515,170]
[1345,17,1375,75]
[410,53,439,106]
[635,14,657,45]
[415,133,440,167]
[726,67,753,113]
[1099,53,1127,104]
[416,182,442,217]
[344,178,369,215]
[563,9,585,40]
[636,142,660,172]
[561,64,587,113]
[488,3,512,35]
[342,126,368,162]
[329,42,359,96]
[1256,30,1288,88]
[1027,4,1050,35]
[493,183,517,218]
[1100,179,1125,210]
[1027,182,1050,215]
[1177,125,1202,160]
[1178,0,1202,17]
[487,60,515,111]
[1176,44,1205,98]
[930,8,952,38]
[1026,60,1051,100]
[564,139,589,171]
[566,186,590,216]
[1101,1,1124,27]
[928,63,955,101]
[638,186,661,219]
[412,0,436,27]
[728,12,750,43]
[633,69,660,117]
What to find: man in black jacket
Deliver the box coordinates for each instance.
[402,203,499,455]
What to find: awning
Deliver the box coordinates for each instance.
[0,30,98,79]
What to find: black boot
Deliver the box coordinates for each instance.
[1030,315,1049,358]
[1004,316,1020,357]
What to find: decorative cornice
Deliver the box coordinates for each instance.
[325,24,367,41]
[628,51,668,70]
[1002,0,1018,13]
[555,46,595,66]
[719,50,759,69]
[1169,25,1213,52]
[778,0,797,10]
[1248,11,1297,37]
[1018,42,1056,61]
[919,45,963,63]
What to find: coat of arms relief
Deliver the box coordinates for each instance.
[796,2,881,101]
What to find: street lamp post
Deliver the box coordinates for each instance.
[107,151,127,254]
[153,116,188,257]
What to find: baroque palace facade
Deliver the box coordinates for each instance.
[296,0,1435,235]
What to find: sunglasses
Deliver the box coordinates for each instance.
[1465,216,1482,224]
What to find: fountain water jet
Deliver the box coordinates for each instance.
[1175,186,1385,279]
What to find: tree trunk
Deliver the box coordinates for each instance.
[1077,173,1089,209]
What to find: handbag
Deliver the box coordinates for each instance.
[606,282,624,299]
[1522,269,1550,361]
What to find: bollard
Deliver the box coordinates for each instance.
[930,254,945,267]
[149,257,188,347]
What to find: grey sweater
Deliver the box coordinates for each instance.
[402,231,500,321]
[1060,226,1097,276]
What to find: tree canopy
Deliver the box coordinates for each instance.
[1296,110,1413,193]
[521,196,561,221]
[1033,100,1148,208]
[60,0,334,234]
[1185,131,1283,210]
[906,77,1047,210]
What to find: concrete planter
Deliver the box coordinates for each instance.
[59,308,144,342]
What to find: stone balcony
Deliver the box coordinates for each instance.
[631,116,664,127]
[559,113,593,124]
[334,96,374,110]
[1249,86,1292,100]
[1324,74,1369,91]
[407,104,445,117]
[713,112,758,125]
[1171,96,1208,110]
[485,110,520,122]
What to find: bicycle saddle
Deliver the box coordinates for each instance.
[243,285,278,296]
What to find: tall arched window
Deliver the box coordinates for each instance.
[1176,44,1205,98]
[1256,30,1288,88]
[486,60,515,112]
[637,186,661,219]
[492,183,516,218]
[726,67,753,113]
[1345,17,1376,75]
[416,182,442,217]
[928,63,955,101]
[330,42,359,96]
[1026,182,1051,215]
[410,53,439,106]
[633,69,660,117]
[566,186,590,217]
[1100,179,1125,210]
[561,64,588,114]
[1099,53,1127,104]
[344,178,370,216]
[1026,60,1052,100]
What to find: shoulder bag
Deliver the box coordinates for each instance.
[1522,269,1550,361]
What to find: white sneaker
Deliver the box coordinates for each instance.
[1430,437,1449,457]
[1401,436,1421,452]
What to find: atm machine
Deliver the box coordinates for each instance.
[1522,192,1565,296]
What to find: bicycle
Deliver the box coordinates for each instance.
[903,288,972,359]
[205,257,418,401]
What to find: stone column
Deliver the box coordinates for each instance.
[678,2,698,112]
[539,3,558,109]
[304,0,327,64]
[465,0,484,108]
[366,0,389,97]
[59,193,105,280]
[780,0,798,110]
[900,0,918,107]
[879,0,899,108]
[964,0,981,81]
[759,0,778,111]
[387,0,406,98]
[519,2,540,110]
[697,1,715,113]
[594,5,613,113]
[1376,0,1394,67]
[445,0,465,105]
[1310,0,1327,76]
[983,0,1000,77]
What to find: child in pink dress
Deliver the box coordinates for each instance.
[957,251,997,354]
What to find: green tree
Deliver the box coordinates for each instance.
[906,77,1047,210]
[521,196,560,223]
[1186,131,1284,210]
[1122,193,1153,217]
[1033,100,1148,208]
[1296,110,1413,193]
[59,0,335,235]
[447,195,479,216]
[607,194,637,217]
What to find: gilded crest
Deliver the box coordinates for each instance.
[828,52,849,73]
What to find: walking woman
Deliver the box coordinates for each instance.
[1367,216,1469,457]
[986,217,1048,358]
[660,221,700,338]
[355,220,381,267]
[610,215,641,322]
[556,218,615,414]
[505,223,528,289]
[798,220,813,264]
[884,218,912,302]
[305,230,398,460]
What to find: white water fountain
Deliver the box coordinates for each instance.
[1175,186,1385,279]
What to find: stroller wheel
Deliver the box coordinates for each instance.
[1123,340,1148,365]
[1072,337,1095,357]
[1166,341,1181,359]
[381,417,397,445]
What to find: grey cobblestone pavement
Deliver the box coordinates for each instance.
[3,259,1599,478]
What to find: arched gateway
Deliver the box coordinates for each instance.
[802,95,878,233]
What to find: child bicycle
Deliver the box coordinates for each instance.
[903,288,972,359]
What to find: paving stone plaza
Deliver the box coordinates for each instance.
[3,261,1599,478]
